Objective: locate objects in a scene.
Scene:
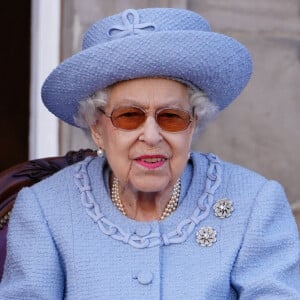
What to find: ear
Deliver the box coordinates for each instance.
[90,123,104,149]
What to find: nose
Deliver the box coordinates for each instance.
[138,116,162,145]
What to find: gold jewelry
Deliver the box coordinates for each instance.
[111,176,181,221]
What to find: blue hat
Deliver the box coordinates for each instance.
[42,8,252,127]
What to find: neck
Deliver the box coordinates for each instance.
[111,176,180,221]
[123,190,171,221]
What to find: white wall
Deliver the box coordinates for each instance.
[29,0,61,159]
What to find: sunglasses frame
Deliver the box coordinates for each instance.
[97,106,194,132]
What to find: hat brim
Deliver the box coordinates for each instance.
[42,31,252,126]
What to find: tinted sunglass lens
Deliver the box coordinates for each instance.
[111,107,145,130]
[157,109,191,132]
[109,107,191,132]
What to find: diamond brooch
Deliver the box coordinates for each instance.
[195,198,233,247]
[196,226,217,247]
[213,198,233,219]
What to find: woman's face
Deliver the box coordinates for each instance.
[91,78,197,193]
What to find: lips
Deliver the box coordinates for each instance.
[135,155,167,169]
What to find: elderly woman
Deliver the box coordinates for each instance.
[0,8,299,299]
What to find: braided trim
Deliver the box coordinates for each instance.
[74,153,221,249]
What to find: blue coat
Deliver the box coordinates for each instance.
[0,152,299,299]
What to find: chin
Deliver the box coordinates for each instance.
[131,177,171,193]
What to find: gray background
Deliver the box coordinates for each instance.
[59,0,300,227]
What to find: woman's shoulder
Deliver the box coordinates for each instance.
[16,156,101,209]
[220,157,267,185]
[193,151,285,200]
[194,151,267,180]
[11,156,103,229]
[218,155,287,197]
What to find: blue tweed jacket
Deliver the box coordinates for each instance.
[0,152,299,299]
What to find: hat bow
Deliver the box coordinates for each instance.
[108,9,156,39]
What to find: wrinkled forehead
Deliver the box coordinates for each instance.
[103,78,191,110]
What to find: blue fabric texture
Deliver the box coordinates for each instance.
[41,8,253,127]
[0,152,299,299]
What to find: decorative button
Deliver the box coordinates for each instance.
[134,270,154,285]
[213,198,233,219]
[196,226,217,247]
[134,224,152,237]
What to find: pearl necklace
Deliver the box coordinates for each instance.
[111,176,181,221]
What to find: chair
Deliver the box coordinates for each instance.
[0,149,95,280]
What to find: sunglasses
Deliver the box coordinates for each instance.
[98,106,193,132]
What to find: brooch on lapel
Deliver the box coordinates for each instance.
[196,226,217,247]
[213,198,234,219]
[195,198,234,247]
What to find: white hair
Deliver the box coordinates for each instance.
[74,86,219,138]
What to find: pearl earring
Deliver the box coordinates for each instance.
[97,148,104,157]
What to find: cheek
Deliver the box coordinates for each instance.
[175,130,193,151]
[169,133,193,170]
[103,133,139,184]
[102,130,138,169]
[100,122,123,149]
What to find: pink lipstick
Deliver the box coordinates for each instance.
[135,155,166,169]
